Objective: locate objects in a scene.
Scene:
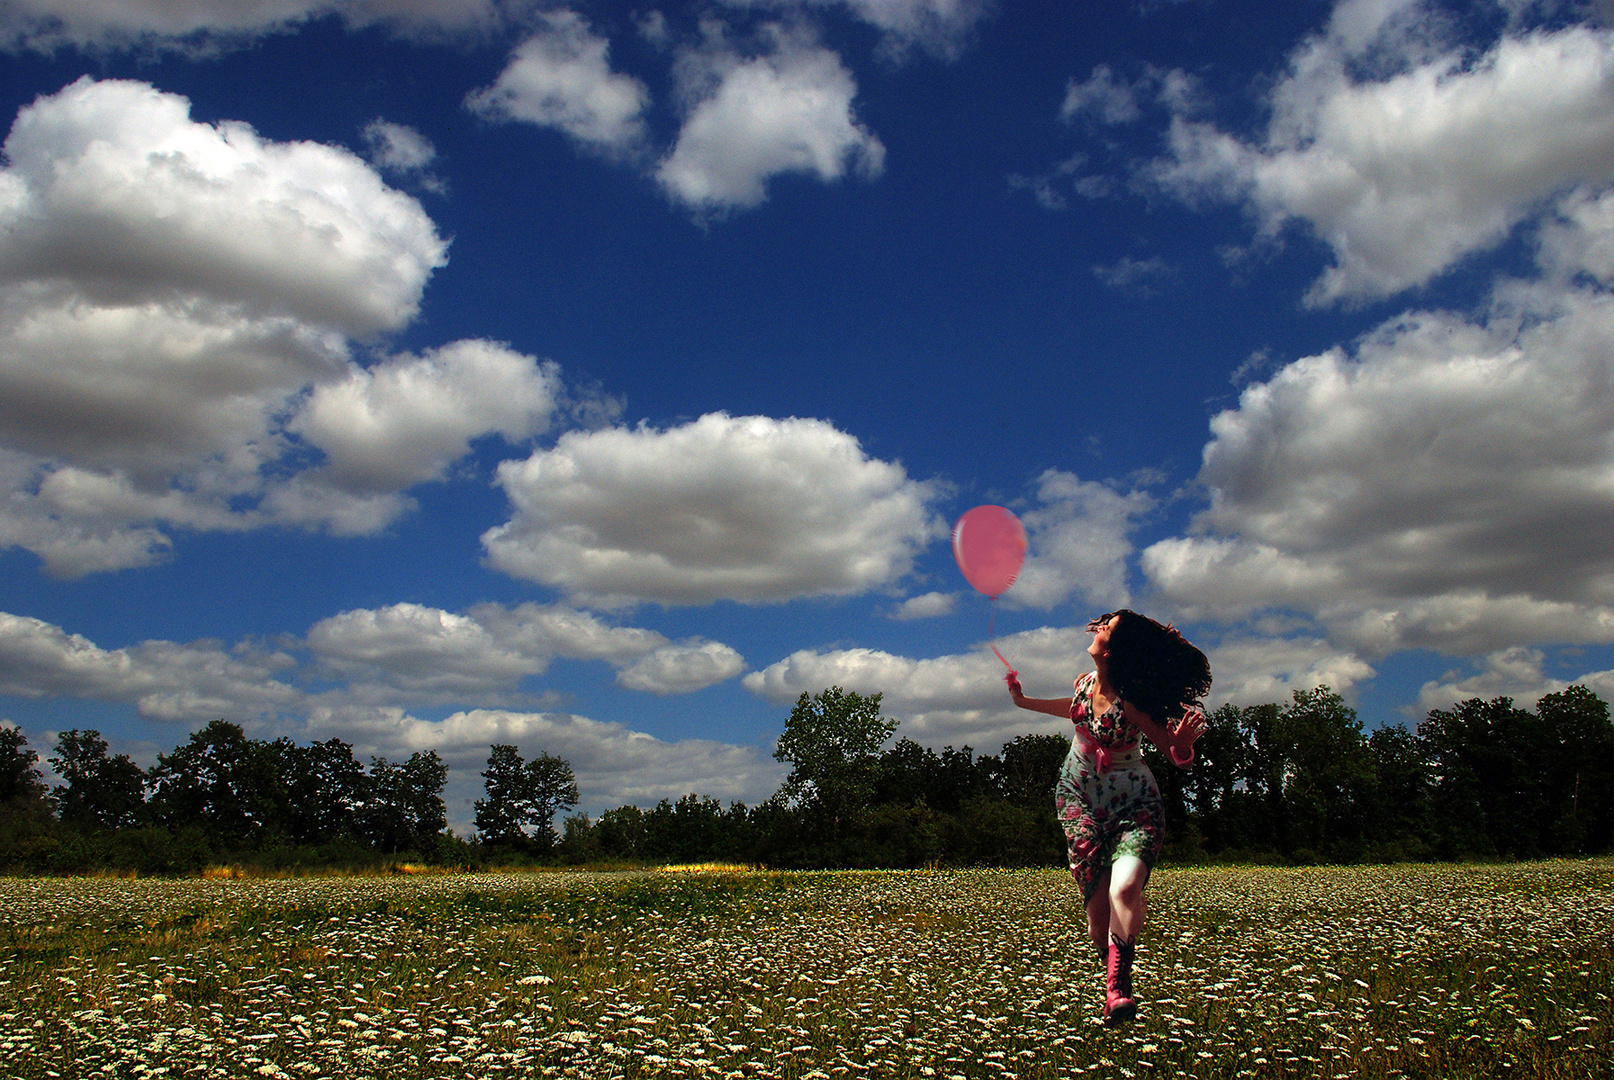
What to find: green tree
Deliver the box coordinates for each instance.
[0,726,56,871]
[874,737,939,806]
[50,729,147,830]
[930,745,996,812]
[1237,702,1287,852]
[595,804,646,860]
[1280,687,1374,861]
[148,721,284,849]
[1180,703,1250,852]
[1,726,48,806]
[359,751,448,855]
[1421,696,1544,858]
[475,744,529,844]
[473,745,579,851]
[1364,724,1435,858]
[558,814,601,864]
[774,687,896,840]
[993,733,1068,809]
[1535,685,1614,854]
[278,738,364,846]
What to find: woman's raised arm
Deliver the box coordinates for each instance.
[1005,670,1074,718]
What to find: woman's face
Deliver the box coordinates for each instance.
[1087,614,1119,662]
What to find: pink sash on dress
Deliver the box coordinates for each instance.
[1073,728,1115,774]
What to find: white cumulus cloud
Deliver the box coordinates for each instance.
[818,0,995,57]
[466,9,651,158]
[890,591,957,620]
[658,28,884,212]
[1204,635,1376,707]
[0,599,746,746]
[0,610,300,722]
[0,77,444,335]
[305,601,743,701]
[484,412,944,607]
[1152,8,1614,305]
[743,626,1093,749]
[293,341,563,491]
[1144,185,1614,658]
[1413,645,1614,716]
[306,603,545,699]
[1009,470,1153,610]
[0,79,570,577]
[615,641,746,694]
[0,0,508,53]
[360,119,445,191]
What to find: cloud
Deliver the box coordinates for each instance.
[1151,9,1614,304]
[0,79,571,576]
[483,412,945,606]
[1414,646,1556,715]
[0,77,443,337]
[890,591,957,620]
[0,610,300,722]
[466,602,670,665]
[1,599,745,729]
[360,119,445,192]
[818,0,995,58]
[307,601,743,701]
[657,27,885,212]
[744,626,1093,749]
[0,0,506,53]
[305,705,785,819]
[306,603,549,699]
[362,119,436,172]
[1008,470,1153,611]
[292,341,563,491]
[743,619,1382,752]
[1061,63,1199,125]
[1538,186,1614,283]
[1203,635,1376,706]
[0,604,770,825]
[1062,64,1147,124]
[615,641,746,694]
[465,10,651,158]
[1091,255,1176,294]
[1413,645,1614,715]
[1143,192,1614,657]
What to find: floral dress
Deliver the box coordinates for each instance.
[1054,672,1164,902]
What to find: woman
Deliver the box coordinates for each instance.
[1006,610,1210,1026]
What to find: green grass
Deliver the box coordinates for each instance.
[1,860,1611,1078]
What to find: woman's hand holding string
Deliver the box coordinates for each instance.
[1004,670,1023,702]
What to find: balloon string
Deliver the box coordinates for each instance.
[988,596,1013,670]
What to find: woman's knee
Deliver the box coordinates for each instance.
[1109,859,1148,902]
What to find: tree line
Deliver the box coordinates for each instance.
[2,681,1611,873]
[1,721,456,873]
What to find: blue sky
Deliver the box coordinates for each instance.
[4,0,1614,831]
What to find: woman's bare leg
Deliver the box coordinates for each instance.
[1107,855,1148,942]
[1085,866,1112,964]
[1103,855,1149,1025]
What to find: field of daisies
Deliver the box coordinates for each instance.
[2,859,1610,1079]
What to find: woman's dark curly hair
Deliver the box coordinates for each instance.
[1088,610,1212,723]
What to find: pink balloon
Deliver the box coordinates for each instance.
[952,505,1027,598]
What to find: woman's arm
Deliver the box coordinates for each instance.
[1005,671,1075,719]
[1122,701,1205,768]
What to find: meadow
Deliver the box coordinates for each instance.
[1,859,1610,1079]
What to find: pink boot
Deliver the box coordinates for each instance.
[1104,932,1137,1027]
